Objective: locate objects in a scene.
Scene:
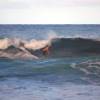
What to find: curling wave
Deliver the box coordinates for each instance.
[34,37,100,58]
[1,37,100,59]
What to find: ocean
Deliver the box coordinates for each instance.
[0,24,100,100]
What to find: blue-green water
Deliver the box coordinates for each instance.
[0,25,100,100]
[0,56,100,100]
[0,24,100,40]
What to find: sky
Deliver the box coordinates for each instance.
[0,0,100,24]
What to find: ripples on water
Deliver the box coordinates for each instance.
[0,25,100,100]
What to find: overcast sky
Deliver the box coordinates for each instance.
[0,0,100,24]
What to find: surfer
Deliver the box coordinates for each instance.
[42,45,50,56]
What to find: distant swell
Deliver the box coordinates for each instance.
[1,37,100,59]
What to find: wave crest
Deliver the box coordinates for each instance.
[1,37,100,59]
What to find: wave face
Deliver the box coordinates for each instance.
[34,38,100,58]
[1,37,100,59]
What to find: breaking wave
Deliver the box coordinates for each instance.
[1,37,100,59]
[0,37,100,85]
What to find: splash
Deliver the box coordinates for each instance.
[0,38,50,50]
[24,39,50,50]
[46,30,64,39]
[0,38,11,49]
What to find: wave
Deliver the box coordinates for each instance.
[0,38,50,59]
[0,37,100,59]
[34,37,100,58]
[0,38,50,50]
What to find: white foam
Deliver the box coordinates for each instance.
[0,38,51,50]
[0,38,10,49]
[24,39,50,50]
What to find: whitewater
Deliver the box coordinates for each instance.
[0,25,100,100]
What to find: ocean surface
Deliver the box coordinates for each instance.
[0,25,100,100]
